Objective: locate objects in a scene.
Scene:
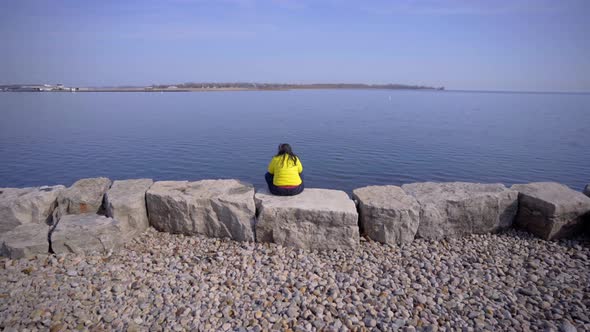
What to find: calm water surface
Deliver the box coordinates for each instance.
[1,90,589,192]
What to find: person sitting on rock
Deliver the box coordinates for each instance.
[265,143,304,196]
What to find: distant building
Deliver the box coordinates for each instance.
[19,85,48,91]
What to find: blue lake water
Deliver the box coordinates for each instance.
[1,90,589,193]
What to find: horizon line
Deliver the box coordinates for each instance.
[2,82,589,94]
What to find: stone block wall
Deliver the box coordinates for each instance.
[1,178,589,258]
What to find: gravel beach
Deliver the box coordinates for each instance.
[1,228,588,332]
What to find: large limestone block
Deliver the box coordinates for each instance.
[0,185,64,233]
[51,214,126,255]
[58,177,111,215]
[352,185,420,245]
[255,188,359,250]
[511,182,590,240]
[0,224,48,259]
[105,179,153,237]
[401,182,518,240]
[146,180,256,241]
[584,184,590,198]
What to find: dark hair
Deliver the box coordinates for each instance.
[276,143,298,166]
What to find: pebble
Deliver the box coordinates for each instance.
[416,295,427,304]
[287,305,299,318]
[0,228,588,331]
[364,318,377,327]
[560,320,577,332]
[111,284,125,294]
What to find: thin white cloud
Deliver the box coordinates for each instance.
[165,0,305,10]
[117,22,278,41]
[360,0,575,16]
[271,0,307,10]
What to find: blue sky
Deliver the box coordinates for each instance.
[1,0,589,91]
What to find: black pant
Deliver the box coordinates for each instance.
[265,172,304,196]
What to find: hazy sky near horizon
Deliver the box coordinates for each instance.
[1,0,589,91]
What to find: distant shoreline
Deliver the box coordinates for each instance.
[0,83,444,93]
[3,87,589,95]
[11,84,586,94]
[4,87,442,93]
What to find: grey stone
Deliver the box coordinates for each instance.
[255,188,359,250]
[511,182,590,240]
[352,185,420,245]
[583,184,590,198]
[401,182,518,239]
[559,320,577,332]
[111,284,125,294]
[287,305,299,318]
[518,287,538,296]
[58,177,111,215]
[364,318,377,327]
[51,214,125,255]
[105,179,153,237]
[146,180,256,241]
[0,223,48,258]
[0,185,64,233]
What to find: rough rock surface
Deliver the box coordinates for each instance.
[584,184,590,198]
[401,182,518,240]
[256,188,359,250]
[58,177,112,215]
[0,224,48,259]
[353,185,420,245]
[105,179,153,237]
[51,214,125,255]
[511,182,590,240]
[0,185,64,233]
[1,229,588,331]
[146,180,256,241]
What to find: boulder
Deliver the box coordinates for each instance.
[146,180,256,241]
[352,185,420,245]
[58,177,111,215]
[511,182,590,240]
[105,179,153,237]
[0,224,48,259]
[584,184,590,198]
[401,182,518,240]
[0,185,64,233]
[255,188,359,250]
[51,214,126,255]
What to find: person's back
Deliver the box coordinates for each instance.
[265,143,304,196]
[268,155,302,187]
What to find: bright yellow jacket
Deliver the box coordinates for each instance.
[268,155,303,186]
